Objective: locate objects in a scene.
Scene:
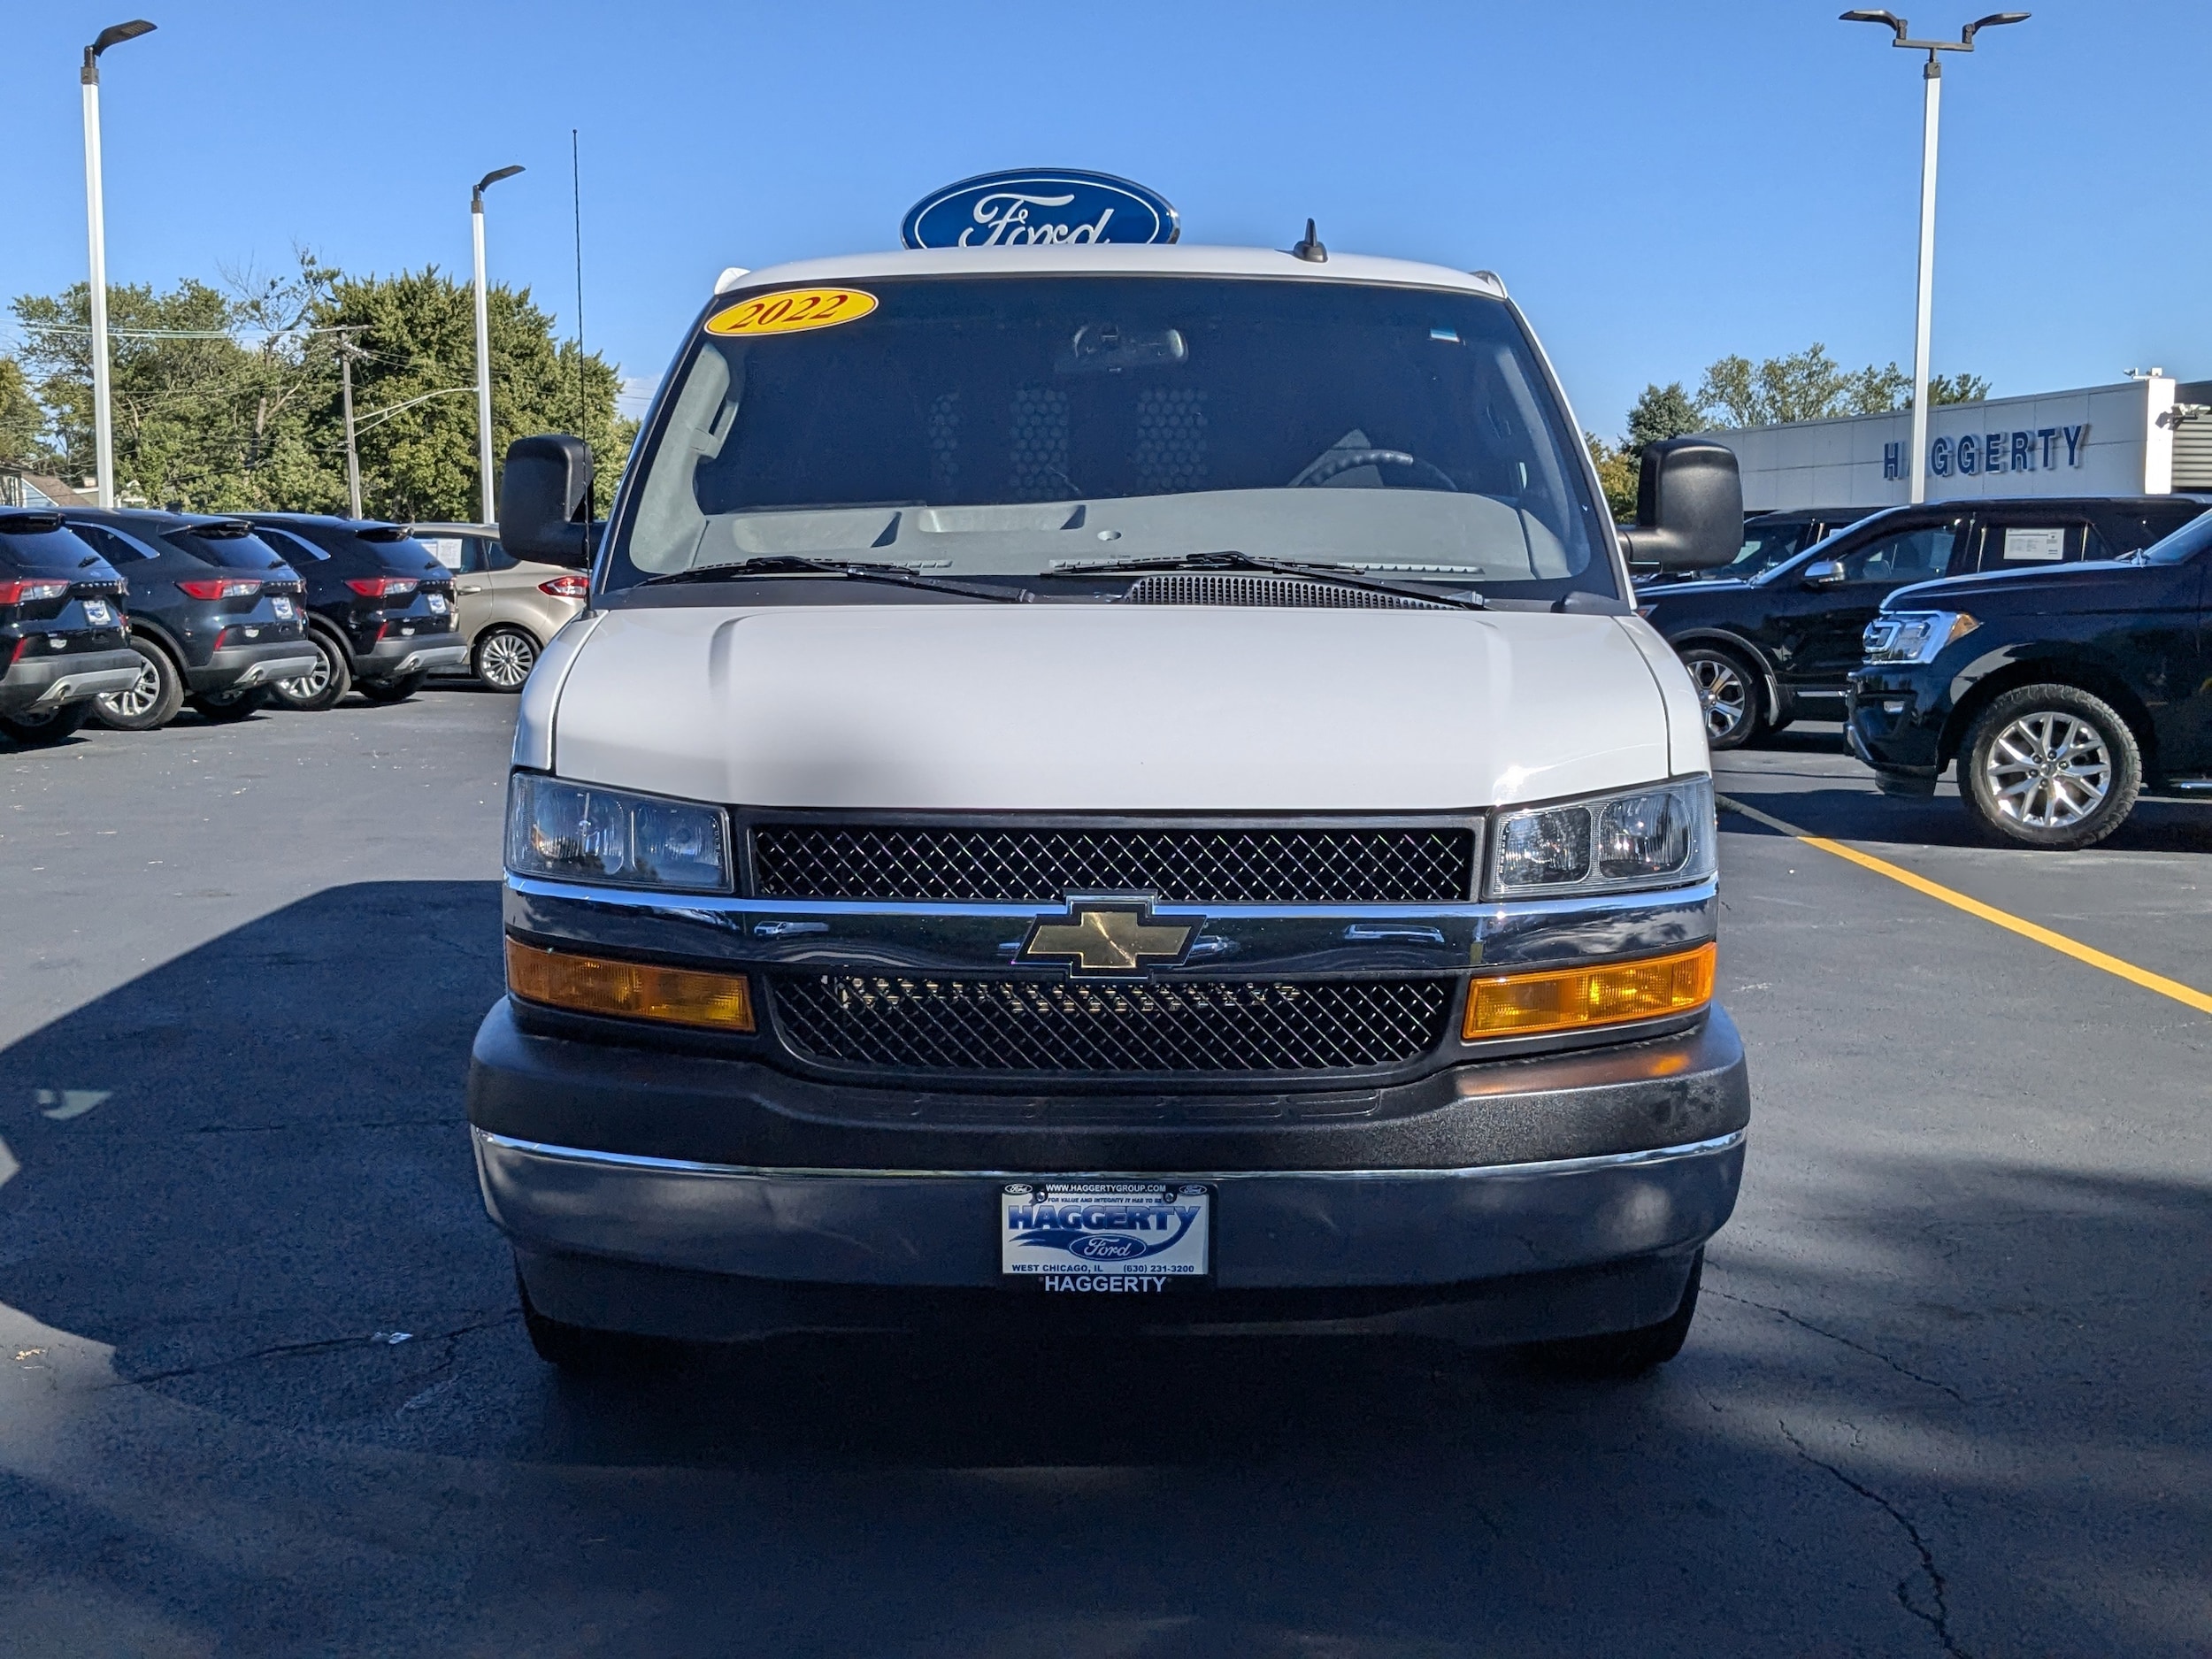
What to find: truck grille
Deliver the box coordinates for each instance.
[749,824,1475,904]
[771,974,1454,1076]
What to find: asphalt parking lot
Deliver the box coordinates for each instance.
[2,695,2207,1657]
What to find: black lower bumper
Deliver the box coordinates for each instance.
[1847,667,1950,776]
[466,997,1750,1174]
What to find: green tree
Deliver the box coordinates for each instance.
[10,258,342,511]
[1694,343,1989,428]
[310,267,630,522]
[1625,382,1704,452]
[1586,433,1639,521]
[0,355,50,470]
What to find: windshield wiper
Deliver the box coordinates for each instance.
[1051,549,1486,610]
[641,556,1029,603]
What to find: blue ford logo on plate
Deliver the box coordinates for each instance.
[1070,1233,1147,1260]
[902,169,1179,250]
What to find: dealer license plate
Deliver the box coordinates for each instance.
[271,597,296,619]
[82,600,112,626]
[426,593,448,614]
[1001,1182,1211,1289]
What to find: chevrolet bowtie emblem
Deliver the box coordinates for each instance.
[1018,902,1197,974]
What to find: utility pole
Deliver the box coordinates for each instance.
[1841,9,2030,504]
[80,19,157,510]
[471,165,525,525]
[335,328,368,519]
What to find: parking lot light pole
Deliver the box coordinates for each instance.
[81,19,157,511]
[1841,10,2029,505]
[472,165,525,525]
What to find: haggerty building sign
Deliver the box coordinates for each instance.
[1886,425,2091,481]
[902,169,1180,250]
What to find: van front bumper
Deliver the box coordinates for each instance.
[469,999,1748,1344]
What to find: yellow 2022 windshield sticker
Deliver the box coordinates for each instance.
[706,288,877,336]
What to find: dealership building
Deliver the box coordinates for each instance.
[1703,373,2212,511]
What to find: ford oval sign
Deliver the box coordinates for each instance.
[902,169,1179,250]
[1071,1234,1147,1261]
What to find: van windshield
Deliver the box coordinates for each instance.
[605,274,1613,601]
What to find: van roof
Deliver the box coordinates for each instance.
[715,243,1509,301]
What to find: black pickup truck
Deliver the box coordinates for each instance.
[1847,511,2212,848]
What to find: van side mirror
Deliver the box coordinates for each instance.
[496,434,599,569]
[1617,438,1743,571]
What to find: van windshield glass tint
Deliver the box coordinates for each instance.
[608,275,1609,600]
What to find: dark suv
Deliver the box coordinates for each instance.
[60,511,318,731]
[1849,511,2212,849]
[243,516,465,709]
[0,511,139,746]
[1632,506,1863,587]
[1637,495,2211,749]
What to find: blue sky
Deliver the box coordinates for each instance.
[5,1,2206,433]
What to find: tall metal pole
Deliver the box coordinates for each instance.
[470,165,523,526]
[1909,58,1940,505]
[338,335,364,519]
[1841,12,2029,505]
[81,58,116,509]
[78,21,156,511]
[472,191,495,524]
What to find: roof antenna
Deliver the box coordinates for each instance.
[1292,219,1327,263]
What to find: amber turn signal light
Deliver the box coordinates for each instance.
[1464,942,1716,1041]
[505,938,756,1032]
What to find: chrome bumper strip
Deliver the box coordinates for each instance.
[473,1127,1742,1184]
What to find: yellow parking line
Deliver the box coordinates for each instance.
[1716,793,2212,1018]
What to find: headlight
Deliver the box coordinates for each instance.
[1488,777,1716,897]
[504,772,730,891]
[1863,610,1978,664]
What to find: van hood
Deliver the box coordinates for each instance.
[540,603,1689,811]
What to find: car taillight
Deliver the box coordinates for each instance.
[0,580,72,606]
[538,575,591,598]
[346,577,419,599]
[175,578,262,600]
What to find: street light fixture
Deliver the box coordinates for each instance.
[1841,10,2030,504]
[81,18,157,511]
[472,165,525,524]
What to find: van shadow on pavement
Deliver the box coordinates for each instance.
[1,883,2208,1655]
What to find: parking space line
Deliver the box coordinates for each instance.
[1716,793,2212,1018]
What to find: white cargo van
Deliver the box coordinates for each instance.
[467,180,1749,1378]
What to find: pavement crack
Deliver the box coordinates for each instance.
[1782,1422,1969,1658]
[109,1312,515,1390]
[1711,1288,1966,1402]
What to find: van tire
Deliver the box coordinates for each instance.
[1523,1252,1702,1379]
[1678,647,1763,751]
[517,1270,669,1377]
[1960,684,2141,850]
[93,640,185,731]
[271,629,351,710]
[0,702,94,746]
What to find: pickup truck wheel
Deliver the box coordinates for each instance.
[1961,684,2141,850]
[1523,1252,1702,1379]
[271,630,350,710]
[0,702,94,746]
[1678,648,1763,751]
[517,1270,670,1376]
[92,641,185,731]
[356,671,426,705]
[473,626,539,691]
[187,686,270,723]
